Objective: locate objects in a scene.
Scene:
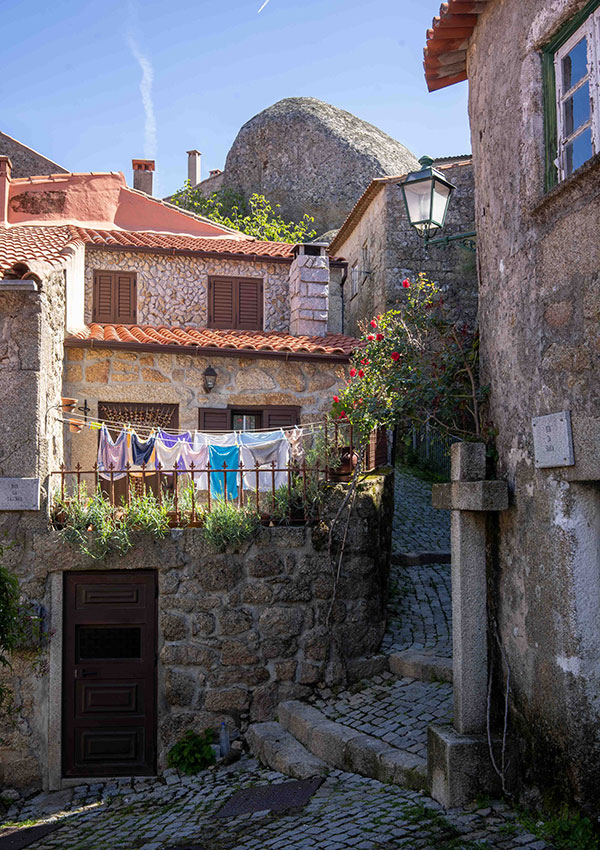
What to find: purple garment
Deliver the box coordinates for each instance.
[97,425,129,480]
[158,429,191,448]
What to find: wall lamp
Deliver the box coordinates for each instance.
[400,156,476,253]
[203,365,217,393]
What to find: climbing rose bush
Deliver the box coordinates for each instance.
[331,273,488,443]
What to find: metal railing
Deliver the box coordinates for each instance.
[402,422,461,479]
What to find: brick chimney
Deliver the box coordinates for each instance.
[132,159,155,195]
[187,150,201,186]
[0,156,11,224]
[288,244,330,337]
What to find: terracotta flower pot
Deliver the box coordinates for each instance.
[61,397,78,413]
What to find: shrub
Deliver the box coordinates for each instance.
[167,729,216,775]
[203,501,261,551]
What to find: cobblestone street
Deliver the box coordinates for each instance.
[2,757,550,850]
[392,469,450,554]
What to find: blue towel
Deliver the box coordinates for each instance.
[131,433,155,467]
[208,444,239,500]
[238,429,284,446]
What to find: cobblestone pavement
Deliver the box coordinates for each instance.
[381,562,452,657]
[2,757,550,850]
[312,672,452,761]
[392,467,450,554]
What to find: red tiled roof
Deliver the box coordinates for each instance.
[66,324,359,360]
[424,1,490,92]
[72,227,295,259]
[0,225,81,277]
[0,224,296,278]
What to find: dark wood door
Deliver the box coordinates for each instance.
[63,571,157,777]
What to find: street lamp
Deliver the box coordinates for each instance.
[401,156,476,252]
[203,365,217,393]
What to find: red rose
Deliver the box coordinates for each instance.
[402,278,410,288]
[358,369,365,378]
[367,334,374,341]
[333,395,339,403]
[370,319,377,328]
[376,333,384,341]
[391,351,400,362]
[339,410,347,418]
[349,367,357,377]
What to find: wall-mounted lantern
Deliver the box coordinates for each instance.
[203,365,217,393]
[401,156,476,252]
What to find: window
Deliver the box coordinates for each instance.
[350,263,359,299]
[361,241,370,283]
[199,406,299,431]
[93,271,137,324]
[543,1,600,187]
[208,277,263,330]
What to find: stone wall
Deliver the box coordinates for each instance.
[468,0,600,812]
[339,161,478,337]
[0,471,392,791]
[62,346,346,470]
[84,249,292,332]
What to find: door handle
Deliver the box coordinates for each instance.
[77,669,99,678]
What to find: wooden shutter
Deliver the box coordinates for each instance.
[209,278,235,328]
[198,408,230,431]
[263,407,300,429]
[115,274,137,323]
[92,271,137,323]
[237,279,263,330]
[93,272,115,323]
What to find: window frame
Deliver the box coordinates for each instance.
[198,405,300,432]
[207,276,264,331]
[543,0,600,189]
[350,262,359,299]
[92,270,137,324]
[361,241,370,284]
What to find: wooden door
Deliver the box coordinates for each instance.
[63,571,157,777]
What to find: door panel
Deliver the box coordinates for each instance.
[63,571,157,777]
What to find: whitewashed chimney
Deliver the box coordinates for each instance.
[187,150,201,186]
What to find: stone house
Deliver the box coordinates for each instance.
[0,155,391,791]
[424,0,600,814]
[329,156,477,337]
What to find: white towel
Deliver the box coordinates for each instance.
[239,434,290,492]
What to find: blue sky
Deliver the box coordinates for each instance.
[2,0,470,198]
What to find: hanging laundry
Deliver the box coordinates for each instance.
[155,437,185,472]
[158,429,192,448]
[130,432,156,470]
[208,444,239,500]
[179,443,209,490]
[97,425,129,480]
[239,431,289,492]
[286,426,305,463]
[193,430,238,449]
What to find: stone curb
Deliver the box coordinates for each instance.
[388,650,453,683]
[277,701,427,791]
[391,551,451,566]
[245,721,329,780]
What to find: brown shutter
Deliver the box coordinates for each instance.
[115,273,137,323]
[209,278,235,328]
[198,408,230,431]
[263,407,300,429]
[237,279,263,330]
[93,272,115,323]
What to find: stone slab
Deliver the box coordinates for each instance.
[0,823,61,850]
[432,480,508,512]
[427,723,502,808]
[532,410,574,468]
[391,551,451,566]
[0,478,40,511]
[451,442,486,482]
[216,776,323,818]
[245,721,328,779]
[388,650,453,683]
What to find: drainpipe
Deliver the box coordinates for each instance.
[340,263,348,335]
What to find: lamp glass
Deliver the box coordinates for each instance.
[203,366,217,392]
[401,157,456,238]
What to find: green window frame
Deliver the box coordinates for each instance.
[543,0,600,190]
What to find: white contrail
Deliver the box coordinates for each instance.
[126,9,157,160]
[257,0,271,12]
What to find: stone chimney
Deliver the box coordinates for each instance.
[209,168,222,178]
[132,159,155,195]
[187,150,201,186]
[288,244,330,337]
[0,156,11,224]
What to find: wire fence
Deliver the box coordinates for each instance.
[399,422,461,479]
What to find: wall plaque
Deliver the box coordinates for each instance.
[0,478,41,510]
[532,411,574,468]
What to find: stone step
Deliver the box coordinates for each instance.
[392,551,451,566]
[388,649,453,683]
[245,721,329,780]
[277,701,427,791]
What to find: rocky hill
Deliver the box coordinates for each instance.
[208,98,420,234]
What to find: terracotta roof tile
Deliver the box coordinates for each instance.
[0,224,81,278]
[424,1,491,91]
[67,324,358,359]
